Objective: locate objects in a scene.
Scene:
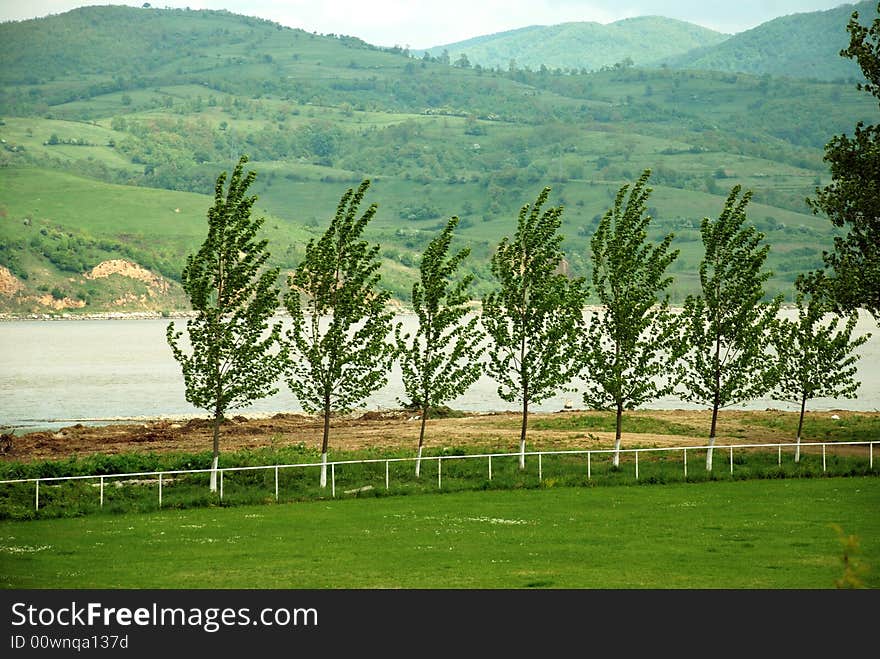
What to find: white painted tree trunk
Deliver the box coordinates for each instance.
[415,445,423,478]
[320,451,328,488]
[519,438,525,470]
[706,438,715,471]
[795,436,801,463]
[613,438,621,467]
[209,455,219,492]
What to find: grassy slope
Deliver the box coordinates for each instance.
[1,478,877,588]
[0,167,317,313]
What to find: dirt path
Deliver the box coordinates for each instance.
[3,408,874,463]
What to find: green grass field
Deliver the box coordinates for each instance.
[1,477,877,589]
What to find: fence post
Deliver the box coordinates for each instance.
[684,448,687,478]
[159,473,163,508]
[778,445,781,466]
[488,455,492,481]
[35,480,39,511]
[438,457,442,489]
[587,451,591,480]
[100,476,104,508]
[822,444,826,473]
[275,466,279,501]
[539,453,543,482]
[220,470,224,501]
[871,443,874,470]
[331,463,336,498]
[730,447,733,476]
[635,451,639,480]
[385,460,389,490]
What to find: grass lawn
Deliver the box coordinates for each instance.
[1,477,876,589]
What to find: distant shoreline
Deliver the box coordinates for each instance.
[0,303,816,322]
[0,311,197,322]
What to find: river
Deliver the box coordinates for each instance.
[1,311,878,433]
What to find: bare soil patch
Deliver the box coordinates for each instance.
[2,408,875,463]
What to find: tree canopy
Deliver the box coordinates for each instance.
[482,187,587,469]
[283,179,395,487]
[678,185,781,470]
[395,216,484,476]
[166,155,287,491]
[772,293,869,460]
[806,2,880,317]
[581,170,681,466]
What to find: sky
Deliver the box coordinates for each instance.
[0,0,865,49]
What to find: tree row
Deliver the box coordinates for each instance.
[167,156,869,491]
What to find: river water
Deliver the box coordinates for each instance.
[1,311,878,433]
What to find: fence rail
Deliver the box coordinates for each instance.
[1,440,876,512]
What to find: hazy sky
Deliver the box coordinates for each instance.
[0,1,866,48]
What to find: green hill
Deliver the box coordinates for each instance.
[662,1,874,80]
[423,16,729,72]
[0,5,875,314]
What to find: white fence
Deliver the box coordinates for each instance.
[1,440,875,512]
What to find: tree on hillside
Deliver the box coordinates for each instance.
[772,293,869,462]
[283,180,395,488]
[395,216,484,477]
[678,186,781,471]
[166,155,287,492]
[580,170,682,467]
[805,2,880,318]
[482,187,587,470]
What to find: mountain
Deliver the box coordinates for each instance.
[424,3,877,81]
[0,5,876,315]
[424,16,729,72]
[662,1,875,80]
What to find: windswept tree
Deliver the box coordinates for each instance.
[482,187,587,469]
[806,2,880,318]
[772,293,869,462]
[679,185,782,470]
[395,216,484,476]
[581,170,681,467]
[284,180,395,488]
[167,155,287,492]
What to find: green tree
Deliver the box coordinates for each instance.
[678,185,781,470]
[772,294,869,462]
[395,216,484,476]
[580,170,681,467]
[283,180,394,488]
[806,2,880,318]
[166,155,287,492]
[482,187,587,469]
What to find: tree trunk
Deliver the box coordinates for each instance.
[707,336,721,471]
[519,329,528,470]
[795,394,807,463]
[209,413,221,492]
[613,401,623,468]
[416,406,428,477]
[707,402,719,471]
[320,393,330,488]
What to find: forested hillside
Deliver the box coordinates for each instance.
[0,5,875,314]
[423,16,729,72]
[425,2,873,81]
[661,1,872,80]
